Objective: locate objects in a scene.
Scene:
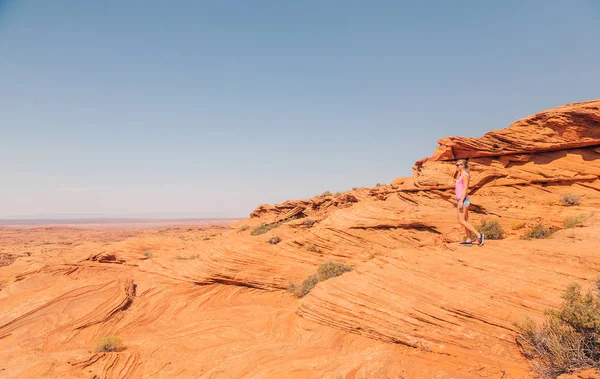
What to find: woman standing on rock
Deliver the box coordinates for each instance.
[455,159,484,246]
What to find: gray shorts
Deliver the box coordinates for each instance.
[458,197,471,207]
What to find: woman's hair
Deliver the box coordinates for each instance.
[454,159,470,178]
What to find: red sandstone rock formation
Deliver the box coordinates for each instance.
[0,100,599,378]
[432,100,600,160]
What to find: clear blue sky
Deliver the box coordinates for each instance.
[1,1,599,218]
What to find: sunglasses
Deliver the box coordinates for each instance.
[456,163,463,167]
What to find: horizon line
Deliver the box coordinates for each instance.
[0,216,245,222]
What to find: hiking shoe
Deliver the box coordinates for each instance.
[459,241,473,247]
[476,234,485,246]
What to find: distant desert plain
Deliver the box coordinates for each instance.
[1,100,600,378]
[0,218,240,230]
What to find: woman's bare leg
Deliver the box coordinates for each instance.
[464,208,474,241]
[458,206,480,237]
[457,207,473,241]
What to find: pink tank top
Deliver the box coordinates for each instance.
[455,173,469,200]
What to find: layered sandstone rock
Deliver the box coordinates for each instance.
[0,100,599,378]
[432,100,600,160]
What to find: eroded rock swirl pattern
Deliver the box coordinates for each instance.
[1,100,600,378]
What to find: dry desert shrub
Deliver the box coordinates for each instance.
[563,214,592,229]
[268,236,281,245]
[175,255,196,260]
[251,222,279,236]
[561,193,581,207]
[288,261,352,298]
[515,280,600,377]
[522,224,554,240]
[143,251,154,259]
[288,275,318,298]
[333,191,343,197]
[316,261,352,281]
[512,221,526,230]
[93,336,123,353]
[305,243,321,253]
[251,216,299,236]
[238,225,249,232]
[320,191,333,197]
[477,219,505,240]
